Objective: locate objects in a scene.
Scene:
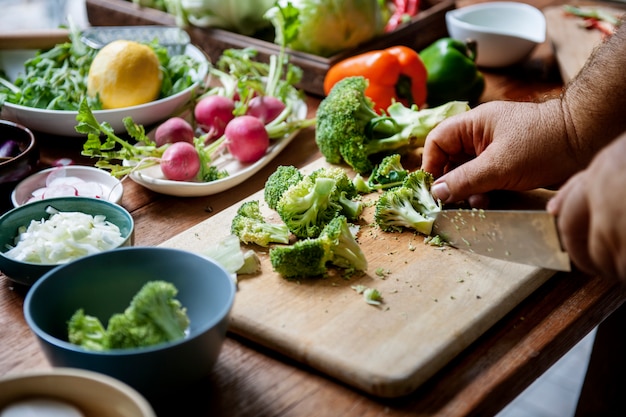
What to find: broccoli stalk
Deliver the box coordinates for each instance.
[374,169,442,235]
[315,76,469,173]
[269,215,367,278]
[231,200,290,247]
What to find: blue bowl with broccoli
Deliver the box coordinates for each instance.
[23,246,236,398]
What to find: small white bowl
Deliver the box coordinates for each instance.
[446,1,546,68]
[11,165,123,207]
[0,368,156,417]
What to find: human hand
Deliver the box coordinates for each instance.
[547,132,626,281]
[421,99,581,206]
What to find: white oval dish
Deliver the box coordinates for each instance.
[127,101,308,197]
[446,1,546,68]
[0,44,208,137]
[11,165,123,207]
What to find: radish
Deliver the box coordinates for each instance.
[160,142,201,181]
[246,96,286,124]
[224,115,270,164]
[194,95,235,139]
[154,117,194,146]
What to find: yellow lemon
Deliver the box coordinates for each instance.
[87,40,162,109]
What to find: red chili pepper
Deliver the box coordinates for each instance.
[323,45,427,113]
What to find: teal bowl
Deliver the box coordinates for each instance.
[23,247,236,398]
[0,196,134,286]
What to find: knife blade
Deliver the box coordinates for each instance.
[431,209,571,271]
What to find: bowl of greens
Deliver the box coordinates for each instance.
[0,27,208,137]
[23,246,236,399]
[0,196,134,286]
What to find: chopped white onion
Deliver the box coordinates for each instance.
[4,206,126,265]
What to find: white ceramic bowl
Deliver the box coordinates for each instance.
[0,368,156,417]
[11,165,123,207]
[0,44,208,137]
[446,1,546,68]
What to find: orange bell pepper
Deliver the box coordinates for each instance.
[323,45,427,114]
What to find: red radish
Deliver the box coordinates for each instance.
[160,142,201,181]
[194,95,235,139]
[155,117,194,146]
[246,96,286,124]
[42,184,78,199]
[224,115,270,164]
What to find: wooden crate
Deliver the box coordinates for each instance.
[85,0,454,96]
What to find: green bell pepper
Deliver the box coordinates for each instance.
[419,38,485,107]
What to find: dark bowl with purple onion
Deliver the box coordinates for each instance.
[0,120,39,211]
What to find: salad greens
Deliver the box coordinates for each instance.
[0,27,202,111]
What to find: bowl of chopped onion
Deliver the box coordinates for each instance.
[0,196,134,286]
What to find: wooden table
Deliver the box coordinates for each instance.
[2,1,626,415]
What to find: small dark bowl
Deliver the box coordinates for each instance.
[0,196,134,286]
[0,120,38,185]
[24,247,236,398]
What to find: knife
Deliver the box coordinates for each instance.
[431,209,571,271]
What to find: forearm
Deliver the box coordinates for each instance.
[559,18,626,165]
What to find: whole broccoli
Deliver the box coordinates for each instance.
[264,165,304,210]
[67,280,190,351]
[374,170,442,235]
[231,200,290,247]
[352,153,408,193]
[315,76,470,174]
[269,215,367,278]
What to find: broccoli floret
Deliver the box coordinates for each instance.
[315,76,470,174]
[275,175,341,239]
[67,281,189,351]
[374,187,435,235]
[368,154,408,191]
[67,309,108,351]
[319,215,368,272]
[231,200,290,246]
[402,170,442,215]
[269,216,367,278]
[269,237,330,278]
[309,166,363,220]
[264,165,304,210]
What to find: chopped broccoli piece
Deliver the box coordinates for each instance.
[374,169,442,235]
[269,215,367,278]
[352,285,383,306]
[238,249,262,275]
[231,200,290,246]
[374,187,435,235]
[309,166,363,220]
[67,309,108,351]
[315,76,469,174]
[368,153,408,191]
[264,165,304,210]
[275,174,341,239]
[269,237,330,278]
[67,281,190,351]
[319,215,367,272]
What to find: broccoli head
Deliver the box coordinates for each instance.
[315,76,470,174]
[309,166,363,220]
[264,165,304,210]
[269,215,367,278]
[231,200,290,247]
[374,169,442,235]
[67,309,108,351]
[275,174,342,239]
[269,237,330,278]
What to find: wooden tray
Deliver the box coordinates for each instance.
[159,158,557,398]
[85,0,454,96]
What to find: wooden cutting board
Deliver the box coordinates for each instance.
[544,3,626,82]
[159,158,556,398]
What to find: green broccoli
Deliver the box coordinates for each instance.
[374,169,442,235]
[264,165,304,210]
[319,215,368,272]
[309,166,363,220]
[275,174,342,239]
[67,280,189,351]
[269,215,367,278]
[315,76,470,174]
[352,153,408,193]
[231,200,290,246]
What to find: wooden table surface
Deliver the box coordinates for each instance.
[2,0,626,415]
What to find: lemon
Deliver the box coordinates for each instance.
[87,40,162,109]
